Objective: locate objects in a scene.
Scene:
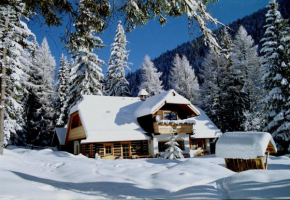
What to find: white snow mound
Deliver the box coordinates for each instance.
[218,170,290,199]
[216,132,277,159]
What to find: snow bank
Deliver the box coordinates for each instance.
[216,132,277,159]
[218,170,290,199]
[152,159,234,192]
[0,147,289,199]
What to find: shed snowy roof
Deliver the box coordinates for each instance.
[70,96,150,143]
[216,132,277,159]
[189,106,222,139]
[55,128,67,145]
[134,89,200,118]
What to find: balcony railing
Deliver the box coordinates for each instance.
[69,126,86,140]
[153,119,194,134]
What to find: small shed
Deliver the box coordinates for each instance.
[216,132,277,172]
[52,128,67,150]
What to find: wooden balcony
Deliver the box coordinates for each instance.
[68,126,86,141]
[153,122,193,134]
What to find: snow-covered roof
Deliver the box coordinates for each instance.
[70,96,150,143]
[55,128,67,145]
[134,89,200,118]
[138,89,149,96]
[216,132,277,159]
[190,106,222,139]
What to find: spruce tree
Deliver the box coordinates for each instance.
[105,21,131,97]
[170,54,199,103]
[200,49,225,131]
[261,0,290,152]
[139,55,164,96]
[200,28,232,132]
[163,131,184,160]
[60,57,77,123]
[68,32,105,108]
[26,38,56,146]
[0,4,35,146]
[56,54,70,127]
[230,26,263,131]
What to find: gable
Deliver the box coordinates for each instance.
[65,111,86,144]
[134,89,200,118]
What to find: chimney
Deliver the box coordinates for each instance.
[138,89,149,101]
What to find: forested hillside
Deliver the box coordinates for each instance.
[127,0,290,96]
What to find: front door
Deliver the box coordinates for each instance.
[121,142,131,159]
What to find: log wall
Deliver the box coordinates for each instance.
[81,140,149,159]
[225,157,265,172]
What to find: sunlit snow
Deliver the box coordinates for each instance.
[0,147,289,199]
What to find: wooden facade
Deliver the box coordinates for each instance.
[80,140,150,159]
[69,126,86,140]
[225,157,265,172]
[65,112,86,143]
[151,106,196,135]
[222,141,276,172]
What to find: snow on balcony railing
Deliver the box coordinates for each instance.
[157,119,195,125]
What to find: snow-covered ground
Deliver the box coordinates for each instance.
[0,147,289,199]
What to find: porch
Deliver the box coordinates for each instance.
[190,138,215,157]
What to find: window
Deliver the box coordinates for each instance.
[104,143,113,155]
[163,111,177,120]
[158,141,185,152]
[121,142,131,158]
[191,139,205,150]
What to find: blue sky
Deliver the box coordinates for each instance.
[27,0,269,74]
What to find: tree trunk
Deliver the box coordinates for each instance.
[0,15,9,155]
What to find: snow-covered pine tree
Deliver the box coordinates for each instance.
[200,28,231,132]
[25,37,41,145]
[230,26,263,131]
[277,18,290,153]
[139,55,164,96]
[105,21,131,97]
[260,0,290,153]
[223,41,248,132]
[169,54,199,103]
[0,4,35,146]
[26,38,56,146]
[58,57,77,126]
[66,0,106,109]
[55,54,70,127]
[200,49,224,131]
[67,32,105,108]
[163,130,184,160]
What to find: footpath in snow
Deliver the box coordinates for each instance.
[0,147,289,199]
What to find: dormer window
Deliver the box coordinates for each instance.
[163,111,177,120]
